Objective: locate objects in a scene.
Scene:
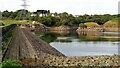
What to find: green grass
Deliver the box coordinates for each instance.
[2,19,44,27]
[110,18,119,22]
[0,26,3,28]
[0,59,22,68]
[2,20,32,26]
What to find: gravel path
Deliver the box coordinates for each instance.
[3,27,37,60]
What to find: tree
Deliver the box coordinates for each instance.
[14,9,30,20]
[2,10,13,19]
[79,23,87,29]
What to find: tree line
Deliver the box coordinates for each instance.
[1,9,119,26]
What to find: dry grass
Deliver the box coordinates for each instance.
[103,21,118,27]
[84,22,100,27]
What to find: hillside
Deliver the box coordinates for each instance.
[103,18,119,27]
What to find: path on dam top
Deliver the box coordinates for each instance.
[3,26,65,61]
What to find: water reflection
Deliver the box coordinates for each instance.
[37,33,57,43]
[34,31,120,56]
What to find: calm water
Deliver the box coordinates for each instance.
[35,31,120,56]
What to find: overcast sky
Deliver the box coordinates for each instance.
[0,0,119,15]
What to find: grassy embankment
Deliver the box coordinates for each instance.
[2,20,44,26]
[3,20,32,26]
[103,18,119,27]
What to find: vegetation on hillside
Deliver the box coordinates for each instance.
[102,17,119,27]
[111,18,119,22]
[103,21,118,27]
[1,9,119,27]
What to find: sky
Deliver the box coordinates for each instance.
[0,0,119,15]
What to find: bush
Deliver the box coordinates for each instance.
[79,23,87,28]
[0,60,22,68]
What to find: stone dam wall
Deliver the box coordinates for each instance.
[3,26,65,61]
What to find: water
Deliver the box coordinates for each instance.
[35,31,120,56]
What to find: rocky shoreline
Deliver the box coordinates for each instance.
[21,55,120,67]
[34,25,119,33]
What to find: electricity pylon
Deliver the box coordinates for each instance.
[21,0,29,20]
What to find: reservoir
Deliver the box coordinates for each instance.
[35,31,120,56]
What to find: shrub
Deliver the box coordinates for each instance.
[79,23,87,28]
[0,60,22,68]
